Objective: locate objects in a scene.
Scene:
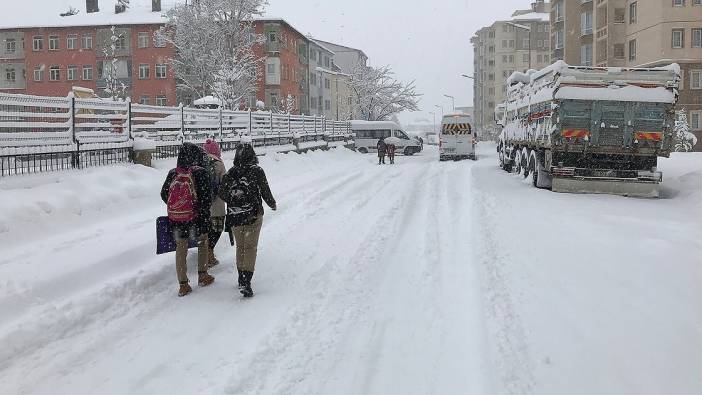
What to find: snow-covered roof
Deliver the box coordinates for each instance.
[314,39,368,60]
[1,0,179,30]
[512,12,550,22]
[193,96,222,106]
[253,18,309,42]
[309,39,335,56]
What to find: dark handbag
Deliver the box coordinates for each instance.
[156,216,198,254]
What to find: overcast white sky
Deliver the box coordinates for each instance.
[267,0,534,124]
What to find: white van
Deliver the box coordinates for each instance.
[351,120,423,155]
[440,114,475,161]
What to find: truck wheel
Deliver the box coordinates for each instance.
[530,158,538,187]
[404,147,414,156]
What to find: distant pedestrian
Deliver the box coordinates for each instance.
[161,143,215,297]
[203,139,227,268]
[377,138,387,165]
[219,143,277,298]
[386,142,396,164]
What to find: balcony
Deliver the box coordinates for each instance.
[596,26,608,40]
[581,27,593,37]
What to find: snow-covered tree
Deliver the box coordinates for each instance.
[278,94,296,114]
[102,26,129,101]
[348,63,421,121]
[674,109,698,152]
[161,0,267,109]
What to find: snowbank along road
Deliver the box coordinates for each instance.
[0,144,700,395]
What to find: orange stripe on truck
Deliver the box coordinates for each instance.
[634,132,663,141]
[561,129,589,138]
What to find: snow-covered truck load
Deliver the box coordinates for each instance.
[495,61,680,198]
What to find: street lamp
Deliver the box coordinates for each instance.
[443,94,455,112]
[434,104,444,118]
[507,21,532,70]
[461,74,474,79]
[428,111,436,134]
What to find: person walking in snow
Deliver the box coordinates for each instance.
[386,141,396,164]
[377,137,387,165]
[218,143,277,298]
[203,139,227,269]
[161,143,215,297]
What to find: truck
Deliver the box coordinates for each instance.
[439,113,475,161]
[495,61,680,198]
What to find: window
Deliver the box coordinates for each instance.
[509,55,514,63]
[33,66,43,81]
[581,44,593,66]
[82,34,93,49]
[310,96,317,109]
[614,8,625,24]
[629,39,637,61]
[693,28,702,47]
[537,40,543,48]
[614,43,625,59]
[672,29,684,48]
[154,32,166,47]
[502,39,507,48]
[690,70,702,89]
[325,99,331,111]
[581,11,593,35]
[138,32,149,48]
[49,65,60,81]
[537,54,543,63]
[267,63,276,74]
[509,40,515,48]
[6,38,16,54]
[67,65,77,80]
[502,55,508,63]
[310,73,317,85]
[82,65,93,80]
[156,95,167,106]
[5,67,15,82]
[537,24,543,33]
[324,78,330,89]
[523,54,530,63]
[629,2,637,24]
[49,35,59,50]
[140,95,150,105]
[488,60,495,66]
[268,32,276,42]
[694,0,701,5]
[523,38,530,48]
[673,0,684,6]
[555,30,564,49]
[114,35,126,50]
[32,36,43,51]
[310,49,317,61]
[318,96,322,109]
[690,111,701,130]
[139,64,150,79]
[155,64,167,79]
[324,56,330,68]
[67,34,77,50]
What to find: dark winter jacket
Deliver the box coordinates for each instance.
[386,144,396,155]
[218,144,276,228]
[160,143,213,231]
[377,139,387,154]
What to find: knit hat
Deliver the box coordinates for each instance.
[203,139,221,158]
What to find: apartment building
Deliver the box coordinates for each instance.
[308,39,335,118]
[0,0,177,106]
[313,40,368,74]
[471,1,551,135]
[253,19,310,115]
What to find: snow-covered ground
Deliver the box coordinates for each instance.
[0,145,700,395]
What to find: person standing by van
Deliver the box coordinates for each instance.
[203,139,227,268]
[161,143,215,297]
[377,138,387,165]
[218,143,277,298]
[386,141,396,164]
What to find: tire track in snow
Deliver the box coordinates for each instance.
[471,165,536,395]
[223,162,433,395]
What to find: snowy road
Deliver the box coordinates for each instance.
[1,145,700,395]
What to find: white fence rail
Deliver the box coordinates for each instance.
[0,92,352,150]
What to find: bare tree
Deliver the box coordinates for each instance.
[161,0,267,109]
[102,26,129,101]
[348,63,421,121]
[674,109,698,152]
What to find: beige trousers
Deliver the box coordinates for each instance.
[175,235,208,283]
[233,217,263,272]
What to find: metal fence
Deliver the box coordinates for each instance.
[0,92,352,176]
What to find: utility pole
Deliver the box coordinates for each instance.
[434,104,444,119]
[429,111,436,134]
[443,94,455,112]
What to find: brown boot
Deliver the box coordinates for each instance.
[207,250,220,269]
[198,271,215,287]
[178,282,192,297]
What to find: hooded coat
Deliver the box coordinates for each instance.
[160,143,213,231]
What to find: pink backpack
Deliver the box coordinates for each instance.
[167,167,198,222]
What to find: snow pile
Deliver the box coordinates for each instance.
[555,85,676,103]
[133,137,158,151]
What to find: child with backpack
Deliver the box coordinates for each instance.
[218,143,276,298]
[203,139,227,268]
[160,143,215,297]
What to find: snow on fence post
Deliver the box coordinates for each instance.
[179,103,185,141]
[126,97,133,141]
[218,106,223,140]
[68,92,81,169]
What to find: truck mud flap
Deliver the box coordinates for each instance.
[552,177,660,198]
